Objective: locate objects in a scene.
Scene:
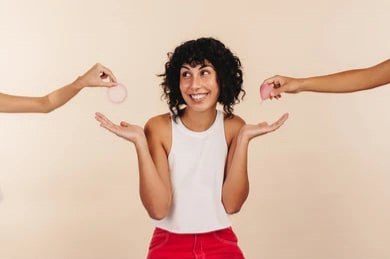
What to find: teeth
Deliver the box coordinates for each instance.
[191,93,207,100]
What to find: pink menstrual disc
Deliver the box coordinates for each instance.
[259,83,273,101]
[107,83,127,103]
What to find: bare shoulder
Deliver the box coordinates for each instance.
[144,113,172,152]
[145,113,171,132]
[224,114,246,145]
[224,114,246,128]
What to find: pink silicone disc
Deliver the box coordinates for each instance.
[260,83,273,101]
[107,83,127,103]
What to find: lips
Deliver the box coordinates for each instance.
[190,93,208,101]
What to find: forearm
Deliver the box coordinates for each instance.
[44,78,84,112]
[222,135,250,214]
[301,59,390,93]
[0,93,44,113]
[135,140,171,219]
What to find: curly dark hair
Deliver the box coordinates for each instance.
[159,37,245,121]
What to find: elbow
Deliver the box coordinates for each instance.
[142,191,172,220]
[39,97,54,113]
[225,205,242,215]
[222,192,248,215]
[149,211,168,220]
[148,207,169,220]
[146,200,171,220]
[41,106,54,113]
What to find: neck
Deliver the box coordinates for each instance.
[180,108,217,132]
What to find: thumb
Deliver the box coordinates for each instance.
[98,81,118,88]
[120,121,130,127]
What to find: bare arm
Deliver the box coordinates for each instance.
[222,116,249,214]
[222,114,289,214]
[141,116,172,219]
[263,59,390,97]
[0,63,117,113]
[95,113,172,220]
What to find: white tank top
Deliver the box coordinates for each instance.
[154,110,232,233]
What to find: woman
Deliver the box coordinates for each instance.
[96,38,288,258]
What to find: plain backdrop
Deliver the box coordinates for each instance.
[1,0,389,258]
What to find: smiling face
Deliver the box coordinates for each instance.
[179,60,219,113]
[160,37,244,121]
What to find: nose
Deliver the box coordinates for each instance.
[190,74,201,91]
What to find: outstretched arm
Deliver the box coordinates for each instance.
[263,59,390,98]
[0,63,117,113]
[222,113,289,214]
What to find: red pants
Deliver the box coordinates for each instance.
[147,227,245,259]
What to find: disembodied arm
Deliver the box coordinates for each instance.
[263,59,390,98]
[0,63,117,113]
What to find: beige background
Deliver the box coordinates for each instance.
[1,0,389,258]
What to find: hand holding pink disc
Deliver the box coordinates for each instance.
[259,83,273,101]
[107,83,127,104]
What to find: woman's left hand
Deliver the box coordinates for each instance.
[240,113,289,141]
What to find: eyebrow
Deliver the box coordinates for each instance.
[180,64,213,70]
[200,64,212,69]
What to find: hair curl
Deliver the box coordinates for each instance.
[159,37,245,121]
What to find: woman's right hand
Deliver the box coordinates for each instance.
[95,112,145,145]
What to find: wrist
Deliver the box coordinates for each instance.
[134,133,148,149]
[297,77,312,92]
[237,128,251,144]
[296,78,307,92]
[73,76,87,90]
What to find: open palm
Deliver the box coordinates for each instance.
[95,112,144,143]
[242,113,289,140]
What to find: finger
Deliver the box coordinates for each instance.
[101,66,118,84]
[96,80,117,88]
[95,113,104,122]
[263,75,280,85]
[275,113,289,124]
[98,116,120,131]
[120,121,130,127]
[271,85,287,97]
[258,122,269,127]
[96,70,118,88]
[95,112,108,122]
[266,118,286,132]
[96,116,112,128]
[270,113,289,129]
[268,122,282,132]
[273,81,281,88]
[95,112,113,125]
[100,122,119,135]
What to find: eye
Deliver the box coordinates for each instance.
[181,71,191,78]
[200,69,211,76]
